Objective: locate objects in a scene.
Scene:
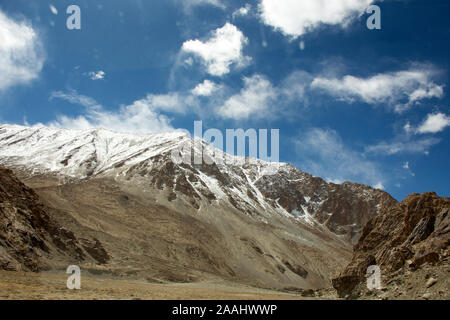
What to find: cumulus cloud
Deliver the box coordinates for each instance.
[48,90,191,134]
[181,23,251,76]
[416,112,450,134]
[217,74,278,120]
[401,112,450,137]
[191,80,220,96]
[0,10,44,92]
[259,0,373,38]
[86,70,105,80]
[294,128,384,188]
[311,68,444,112]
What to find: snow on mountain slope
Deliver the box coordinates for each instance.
[0,124,397,243]
[0,124,188,176]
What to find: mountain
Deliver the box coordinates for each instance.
[0,166,108,271]
[0,124,397,290]
[333,192,449,299]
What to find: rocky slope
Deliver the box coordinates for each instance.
[0,166,108,271]
[333,192,449,299]
[0,124,397,290]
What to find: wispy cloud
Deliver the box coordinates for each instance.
[295,128,385,188]
[49,5,58,15]
[177,0,225,11]
[365,137,440,155]
[365,111,448,156]
[402,161,415,177]
[311,67,444,112]
[0,10,44,92]
[232,4,251,19]
[86,70,106,80]
[50,90,102,109]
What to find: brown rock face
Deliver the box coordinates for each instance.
[255,167,398,244]
[333,192,450,297]
[0,166,108,271]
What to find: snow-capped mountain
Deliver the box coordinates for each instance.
[0,124,396,244]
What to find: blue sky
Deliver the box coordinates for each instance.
[0,0,449,200]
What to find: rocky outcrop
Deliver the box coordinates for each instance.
[255,169,397,243]
[124,153,397,243]
[0,166,108,271]
[333,192,449,298]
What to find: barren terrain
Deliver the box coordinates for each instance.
[0,270,310,300]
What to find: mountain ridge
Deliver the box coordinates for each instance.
[0,123,397,243]
[0,123,398,290]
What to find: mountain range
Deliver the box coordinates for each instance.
[0,123,406,291]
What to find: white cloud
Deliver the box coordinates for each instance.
[184,57,194,66]
[132,93,187,114]
[48,90,190,134]
[311,68,444,111]
[49,5,58,15]
[402,161,415,177]
[216,70,311,120]
[365,137,440,155]
[299,40,305,51]
[259,0,373,38]
[191,80,220,96]
[373,182,385,190]
[178,0,225,10]
[217,74,278,119]
[327,178,343,185]
[0,10,44,92]
[416,112,450,134]
[50,91,102,110]
[280,70,311,102]
[365,112,448,156]
[232,4,251,19]
[87,70,105,80]
[404,122,413,134]
[294,128,385,188]
[181,23,251,76]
